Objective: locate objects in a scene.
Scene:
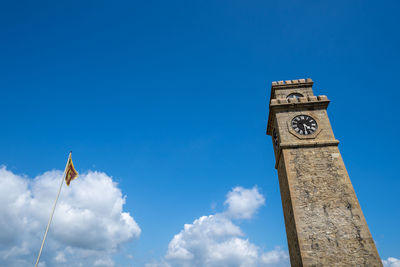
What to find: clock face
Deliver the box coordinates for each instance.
[291,115,318,135]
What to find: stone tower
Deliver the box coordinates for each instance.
[266,78,382,266]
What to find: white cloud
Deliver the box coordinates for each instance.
[165,214,246,264]
[383,257,400,267]
[224,186,265,219]
[94,258,115,267]
[0,166,140,267]
[54,251,66,263]
[260,247,289,265]
[148,186,288,267]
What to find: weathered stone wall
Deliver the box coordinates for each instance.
[278,146,382,266]
[274,86,314,99]
[277,153,303,266]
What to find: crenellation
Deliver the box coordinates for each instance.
[299,97,308,102]
[271,78,313,87]
[278,98,288,104]
[269,95,330,109]
[308,96,318,101]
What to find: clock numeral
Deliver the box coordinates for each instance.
[295,127,299,132]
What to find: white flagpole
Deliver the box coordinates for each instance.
[34,152,71,267]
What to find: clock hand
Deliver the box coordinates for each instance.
[303,124,308,134]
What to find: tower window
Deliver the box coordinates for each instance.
[287,93,303,99]
[273,129,279,148]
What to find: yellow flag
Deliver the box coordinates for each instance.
[65,154,78,186]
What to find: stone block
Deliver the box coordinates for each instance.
[308,96,318,101]
[278,98,288,104]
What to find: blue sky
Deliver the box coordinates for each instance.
[0,0,399,266]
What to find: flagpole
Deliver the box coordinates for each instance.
[34,152,71,267]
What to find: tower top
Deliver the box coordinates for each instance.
[271,78,313,88]
[266,78,329,136]
[269,78,314,100]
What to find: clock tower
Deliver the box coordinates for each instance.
[266,78,382,266]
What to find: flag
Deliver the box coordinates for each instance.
[65,153,78,186]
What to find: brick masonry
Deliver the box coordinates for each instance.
[267,79,382,266]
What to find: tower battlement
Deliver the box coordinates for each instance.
[270,95,329,105]
[271,78,313,89]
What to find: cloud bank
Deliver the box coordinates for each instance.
[383,257,400,267]
[147,186,289,267]
[0,166,140,267]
